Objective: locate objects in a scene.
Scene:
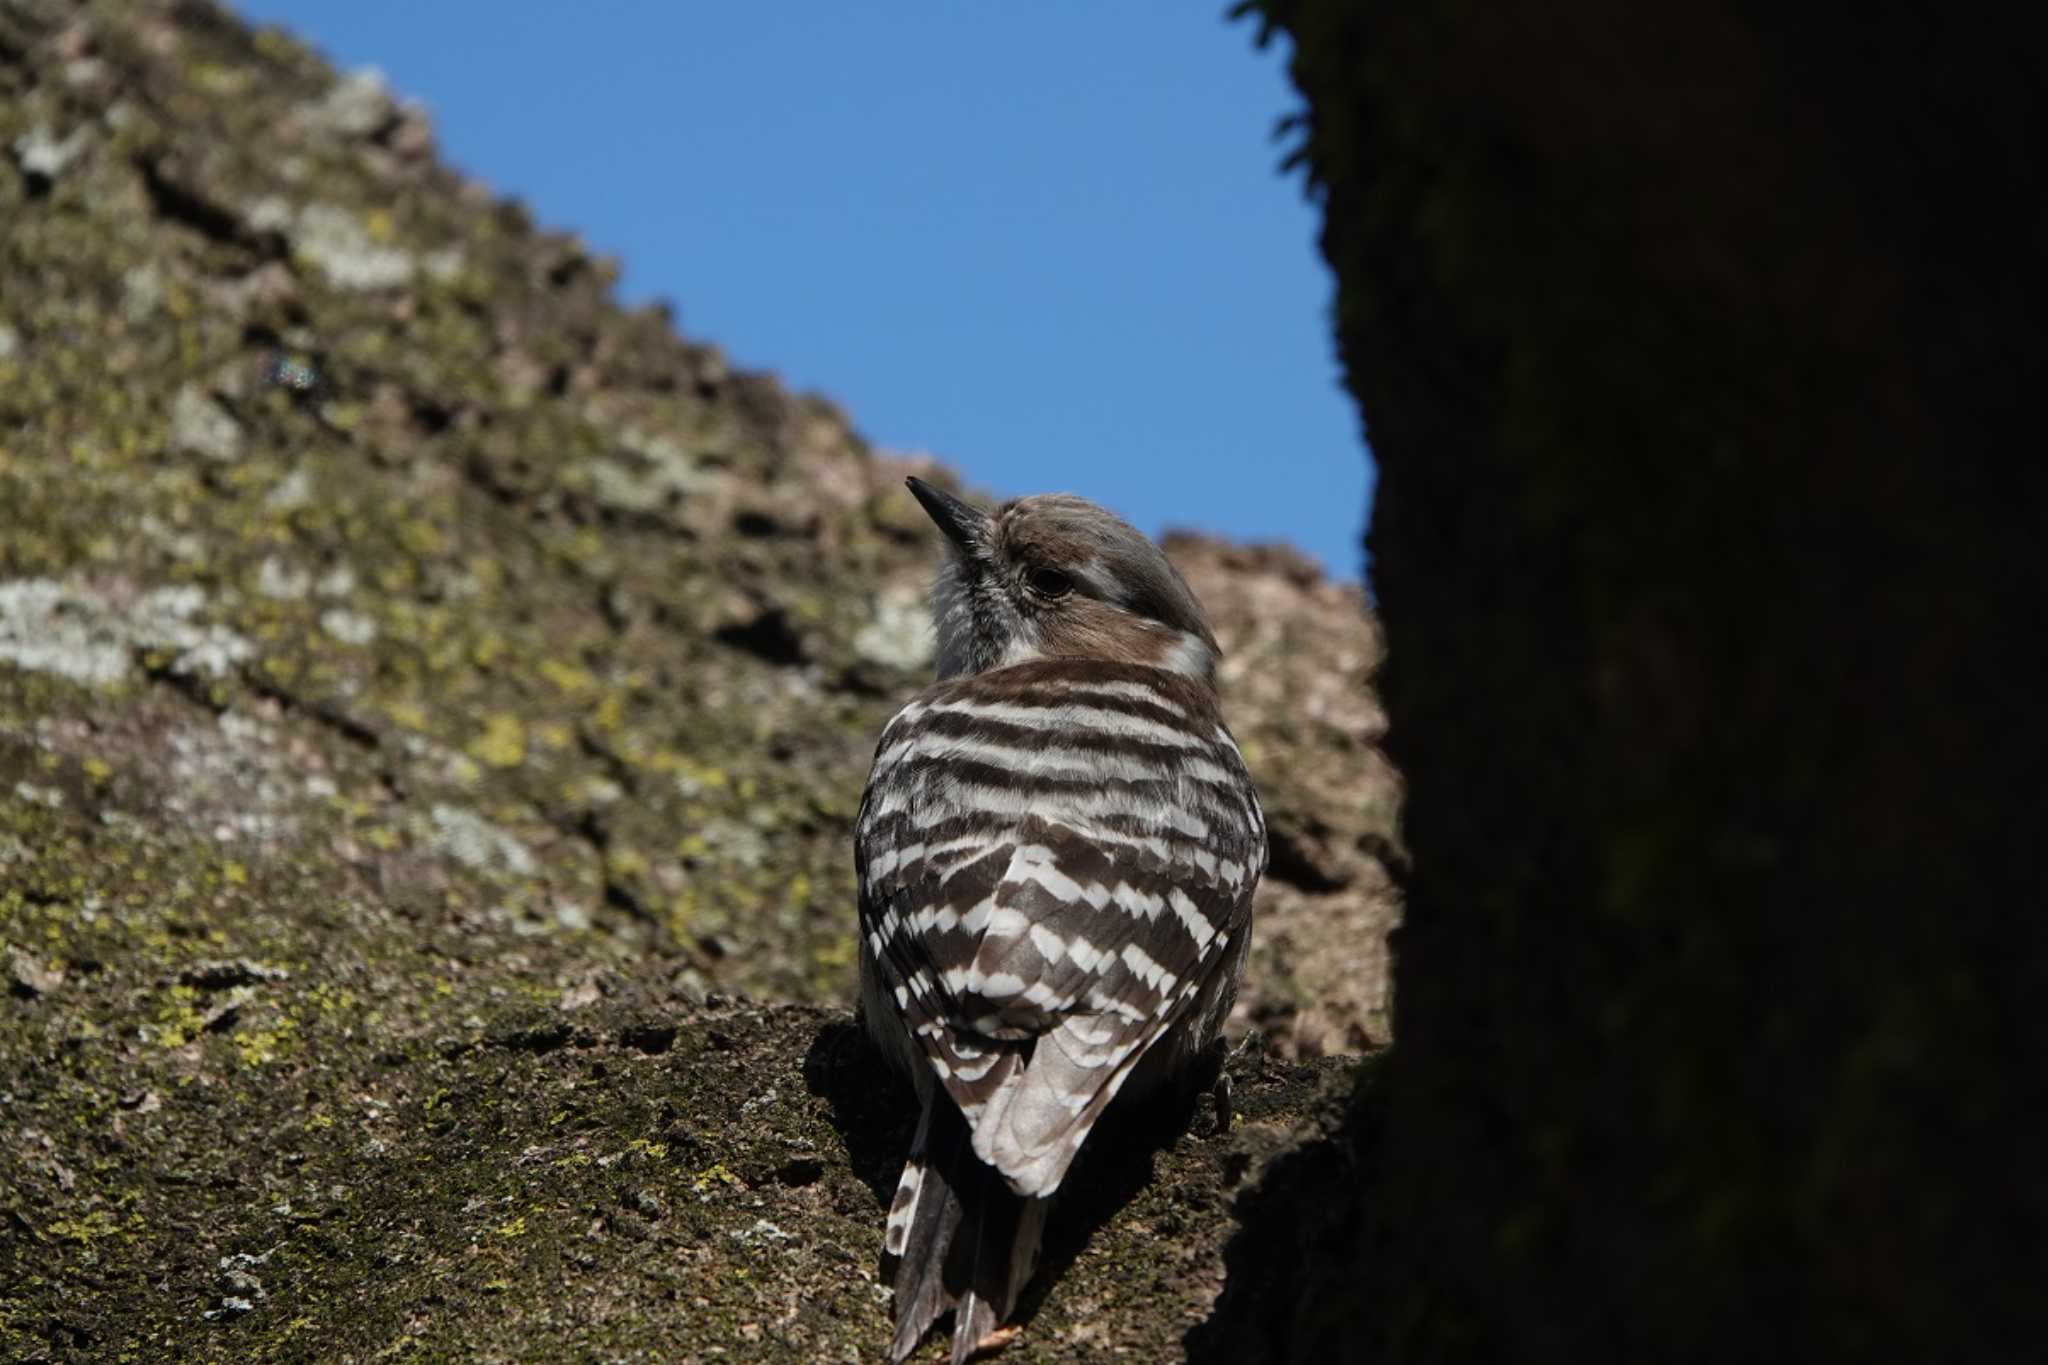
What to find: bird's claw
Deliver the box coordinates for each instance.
[969,1325,1022,1358]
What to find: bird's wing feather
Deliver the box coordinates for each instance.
[856,663,1264,1194]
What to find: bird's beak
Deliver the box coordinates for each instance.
[906,477,989,556]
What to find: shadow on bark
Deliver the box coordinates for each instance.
[802,1016,1224,1335]
[1185,1052,1389,1364]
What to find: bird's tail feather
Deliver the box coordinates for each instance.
[944,1176,1046,1365]
[887,1091,1046,1364]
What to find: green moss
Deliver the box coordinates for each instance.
[467,712,528,769]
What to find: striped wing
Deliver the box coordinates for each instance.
[855,660,1264,1195]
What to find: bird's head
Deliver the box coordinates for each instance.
[906,476,1220,684]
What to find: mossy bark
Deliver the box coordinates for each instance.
[0,2,1400,1358]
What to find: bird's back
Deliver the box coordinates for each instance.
[855,656,1264,1197]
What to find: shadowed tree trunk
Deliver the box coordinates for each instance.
[1221,1,2046,1359]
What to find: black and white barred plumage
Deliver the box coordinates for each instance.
[856,478,1265,1363]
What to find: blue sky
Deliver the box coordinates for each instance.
[232,3,1372,579]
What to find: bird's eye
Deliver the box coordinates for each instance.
[1026,566,1073,600]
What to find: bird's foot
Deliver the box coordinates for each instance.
[969,1325,1022,1359]
[1211,1068,1234,1136]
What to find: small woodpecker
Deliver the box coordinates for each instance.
[855,478,1266,1363]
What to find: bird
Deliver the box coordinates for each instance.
[854,476,1266,1362]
